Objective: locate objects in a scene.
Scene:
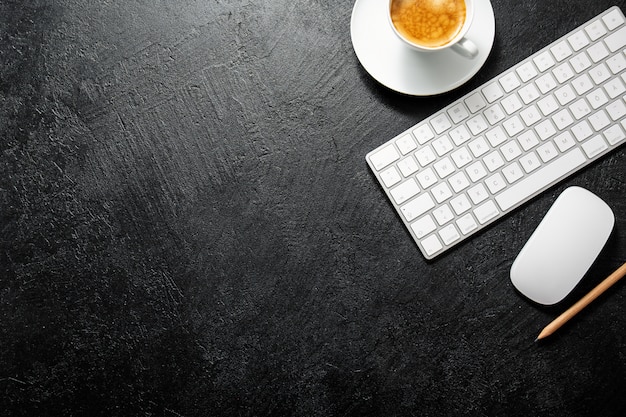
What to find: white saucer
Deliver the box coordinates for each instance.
[350,0,496,96]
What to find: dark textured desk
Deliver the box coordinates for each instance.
[1,1,625,416]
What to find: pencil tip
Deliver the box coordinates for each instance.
[534,337,540,343]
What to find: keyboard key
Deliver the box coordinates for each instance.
[499,72,521,93]
[607,53,626,74]
[468,136,489,157]
[535,119,557,140]
[432,182,453,203]
[433,204,454,226]
[467,114,489,135]
[411,215,437,239]
[555,131,576,151]
[535,73,558,94]
[581,135,608,158]
[585,19,607,41]
[485,173,507,194]
[448,125,472,146]
[413,124,434,144]
[572,73,594,95]
[603,124,626,145]
[552,108,574,130]
[397,155,419,177]
[502,115,525,136]
[450,147,472,168]
[432,136,454,156]
[439,224,461,245]
[587,41,609,63]
[449,171,471,193]
[519,152,541,173]
[569,98,591,119]
[607,99,626,120]
[456,213,478,235]
[554,84,576,105]
[604,77,626,98]
[534,51,556,72]
[588,109,611,130]
[380,166,402,187]
[502,93,523,114]
[602,8,625,30]
[550,40,573,61]
[484,104,506,125]
[537,142,559,162]
[483,151,505,172]
[605,26,626,52]
[569,52,592,73]
[500,140,522,162]
[572,120,593,141]
[450,194,472,214]
[434,157,455,178]
[415,145,437,166]
[553,62,575,83]
[567,30,590,51]
[518,130,540,151]
[390,178,420,204]
[482,82,504,103]
[502,162,524,183]
[421,234,443,257]
[370,144,399,170]
[485,126,508,147]
[517,61,538,82]
[466,161,487,183]
[590,63,611,84]
[537,94,559,116]
[401,193,435,222]
[447,103,470,123]
[474,201,499,225]
[468,183,489,204]
[431,113,452,134]
[416,167,438,189]
[464,92,488,113]
[587,88,609,109]
[520,105,542,126]
[396,134,417,155]
[518,84,541,104]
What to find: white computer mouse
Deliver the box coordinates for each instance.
[510,186,615,305]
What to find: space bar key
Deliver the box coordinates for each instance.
[495,148,586,211]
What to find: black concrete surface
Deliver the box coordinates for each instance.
[1,0,625,416]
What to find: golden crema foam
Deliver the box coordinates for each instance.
[391,0,467,48]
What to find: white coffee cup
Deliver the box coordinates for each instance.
[388,0,479,59]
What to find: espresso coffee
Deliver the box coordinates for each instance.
[390,0,467,48]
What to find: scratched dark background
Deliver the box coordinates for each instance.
[1,0,625,416]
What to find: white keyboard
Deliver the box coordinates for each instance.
[366,6,626,260]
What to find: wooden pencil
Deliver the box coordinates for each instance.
[536,261,626,341]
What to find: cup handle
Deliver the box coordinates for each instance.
[451,37,479,59]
